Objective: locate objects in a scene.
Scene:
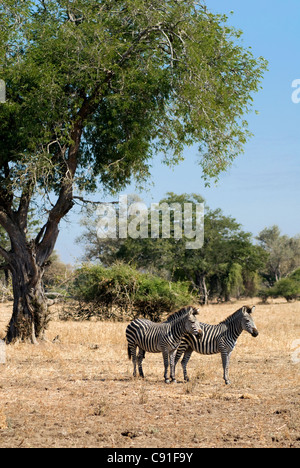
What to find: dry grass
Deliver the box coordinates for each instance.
[0,299,299,448]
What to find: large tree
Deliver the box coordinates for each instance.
[0,0,267,342]
[257,226,300,286]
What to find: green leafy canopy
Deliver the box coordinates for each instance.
[0,0,268,196]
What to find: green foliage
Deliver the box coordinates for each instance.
[290,268,300,282]
[257,226,300,285]
[225,263,244,299]
[78,193,267,303]
[128,193,264,301]
[260,268,300,302]
[0,0,267,192]
[70,263,196,321]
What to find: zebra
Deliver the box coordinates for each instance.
[175,305,259,385]
[126,306,203,384]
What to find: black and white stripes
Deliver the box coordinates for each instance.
[126,306,203,383]
[175,306,258,385]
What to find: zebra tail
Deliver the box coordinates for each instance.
[127,345,132,361]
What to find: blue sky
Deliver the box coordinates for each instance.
[56,0,300,264]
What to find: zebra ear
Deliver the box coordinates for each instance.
[250,306,256,314]
[190,307,199,316]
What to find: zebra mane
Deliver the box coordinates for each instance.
[221,306,248,325]
[165,306,198,323]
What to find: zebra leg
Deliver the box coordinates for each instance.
[130,346,138,378]
[169,350,177,383]
[221,351,231,385]
[162,350,170,384]
[138,348,145,378]
[181,348,193,382]
[174,347,183,367]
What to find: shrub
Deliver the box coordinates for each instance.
[290,268,300,282]
[269,278,300,302]
[68,263,197,321]
[259,268,300,303]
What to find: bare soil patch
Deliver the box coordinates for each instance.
[0,299,299,448]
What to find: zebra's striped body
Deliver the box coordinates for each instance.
[126,306,202,383]
[175,306,258,385]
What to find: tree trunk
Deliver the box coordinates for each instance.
[195,272,209,305]
[1,94,83,343]
[0,172,75,343]
[6,246,49,344]
[3,268,9,287]
[224,291,231,302]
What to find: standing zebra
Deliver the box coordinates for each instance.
[175,305,259,385]
[126,306,203,384]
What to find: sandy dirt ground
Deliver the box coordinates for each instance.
[0,299,299,448]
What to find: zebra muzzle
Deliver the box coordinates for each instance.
[252,328,259,337]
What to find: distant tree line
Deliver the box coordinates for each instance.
[2,192,299,315]
[76,193,300,305]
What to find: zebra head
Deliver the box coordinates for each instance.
[241,306,259,337]
[185,307,203,337]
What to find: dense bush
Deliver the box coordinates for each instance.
[259,268,300,303]
[290,269,300,282]
[68,263,197,321]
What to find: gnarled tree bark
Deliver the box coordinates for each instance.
[0,198,73,343]
[0,133,79,343]
[7,252,48,344]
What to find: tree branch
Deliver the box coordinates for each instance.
[35,223,48,246]
[36,220,59,267]
[117,23,165,65]
[3,161,10,179]
[0,210,15,240]
[17,180,34,232]
[67,7,84,24]
[35,91,103,265]
[0,244,10,263]
[0,185,13,214]
[73,196,119,206]
[35,69,115,266]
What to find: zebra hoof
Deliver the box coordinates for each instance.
[165,379,171,384]
[171,379,177,384]
[225,380,231,385]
